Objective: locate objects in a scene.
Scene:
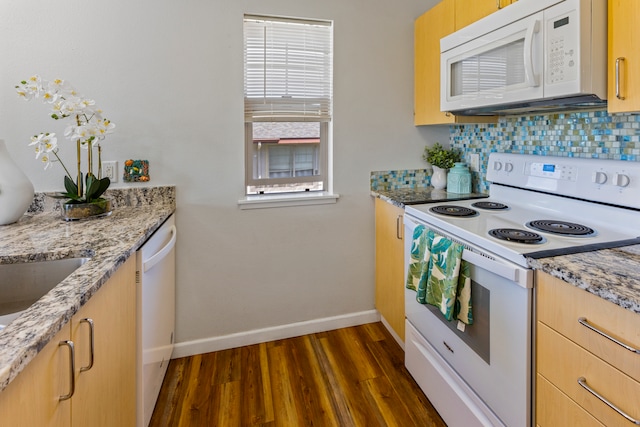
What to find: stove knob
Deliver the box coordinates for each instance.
[504,162,514,172]
[614,173,631,188]
[493,161,503,171]
[592,171,607,185]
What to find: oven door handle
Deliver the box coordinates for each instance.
[462,249,532,289]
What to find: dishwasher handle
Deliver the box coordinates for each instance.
[143,225,177,273]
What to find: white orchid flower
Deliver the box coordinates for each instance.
[40,153,54,169]
[18,75,116,189]
[29,133,58,159]
[16,75,43,100]
[95,119,115,137]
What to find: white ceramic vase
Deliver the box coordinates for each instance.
[0,139,35,225]
[431,165,448,190]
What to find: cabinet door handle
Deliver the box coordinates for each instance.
[59,340,75,401]
[577,377,640,424]
[616,57,626,100]
[496,0,501,9]
[578,317,640,354]
[80,318,95,372]
[396,215,403,240]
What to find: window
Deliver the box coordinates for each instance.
[244,15,333,195]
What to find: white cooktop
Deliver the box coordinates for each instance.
[405,153,640,267]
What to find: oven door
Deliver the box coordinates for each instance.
[403,214,533,427]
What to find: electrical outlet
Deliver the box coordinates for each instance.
[469,153,480,172]
[103,161,118,182]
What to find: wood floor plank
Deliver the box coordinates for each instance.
[288,335,341,427]
[317,333,384,425]
[150,322,446,427]
[267,343,301,426]
[240,344,268,425]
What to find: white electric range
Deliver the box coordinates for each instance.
[403,152,640,427]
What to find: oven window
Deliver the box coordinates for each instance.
[426,278,490,363]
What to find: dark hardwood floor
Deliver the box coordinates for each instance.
[150,322,446,426]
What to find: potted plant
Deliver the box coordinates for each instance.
[423,142,461,190]
[16,75,116,220]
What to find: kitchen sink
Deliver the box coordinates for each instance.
[0,257,90,329]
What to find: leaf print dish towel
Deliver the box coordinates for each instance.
[406,227,473,325]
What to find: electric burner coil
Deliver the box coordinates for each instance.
[488,228,546,244]
[429,205,478,217]
[526,220,595,236]
[471,201,509,210]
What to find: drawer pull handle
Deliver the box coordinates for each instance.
[616,57,626,100]
[578,317,640,354]
[80,318,95,372]
[59,340,75,401]
[578,377,640,424]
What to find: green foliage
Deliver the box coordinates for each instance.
[422,142,461,169]
[52,174,111,203]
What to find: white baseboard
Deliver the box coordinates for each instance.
[172,310,381,359]
[380,315,405,350]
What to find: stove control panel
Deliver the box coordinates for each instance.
[487,153,640,210]
[528,162,577,181]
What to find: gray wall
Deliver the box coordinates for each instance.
[1,0,446,354]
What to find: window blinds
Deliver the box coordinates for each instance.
[244,15,333,121]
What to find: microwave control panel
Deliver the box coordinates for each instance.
[546,9,578,84]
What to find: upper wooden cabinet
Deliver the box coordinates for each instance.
[414,0,501,126]
[454,0,515,30]
[414,0,454,125]
[608,0,640,113]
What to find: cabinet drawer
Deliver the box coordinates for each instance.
[537,272,640,381]
[537,323,640,426]
[536,374,604,427]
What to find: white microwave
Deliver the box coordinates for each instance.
[440,0,607,115]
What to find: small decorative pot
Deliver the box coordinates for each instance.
[447,162,472,194]
[0,139,35,225]
[430,165,448,190]
[60,199,112,221]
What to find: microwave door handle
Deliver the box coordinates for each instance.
[523,19,541,87]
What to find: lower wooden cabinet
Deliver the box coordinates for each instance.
[0,323,71,426]
[72,255,137,426]
[374,198,405,341]
[536,374,604,427]
[0,256,137,427]
[536,271,640,427]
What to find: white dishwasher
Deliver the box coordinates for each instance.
[136,214,176,427]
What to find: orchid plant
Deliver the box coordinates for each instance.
[15,75,115,204]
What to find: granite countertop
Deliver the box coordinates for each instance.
[0,187,175,392]
[528,245,640,314]
[371,188,488,208]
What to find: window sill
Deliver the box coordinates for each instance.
[238,191,339,210]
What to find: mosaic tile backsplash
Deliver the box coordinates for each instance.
[370,169,430,191]
[451,109,640,193]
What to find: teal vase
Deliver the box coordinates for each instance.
[447,162,471,194]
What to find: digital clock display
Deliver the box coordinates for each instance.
[542,164,556,172]
[554,16,569,29]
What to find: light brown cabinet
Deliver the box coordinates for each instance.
[0,256,137,427]
[607,0,640,113]
[536,271,640,427]
[454,0,515,31]
[374,198,405,341]
[414,0,499,125]
[0,323,71,426]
